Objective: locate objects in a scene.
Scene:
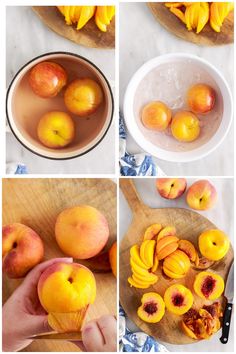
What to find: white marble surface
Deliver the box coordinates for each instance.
[6,6,115,174]
[120,3,234,176]
[119,178,234,352]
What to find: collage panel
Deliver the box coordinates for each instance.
[119,177,234,351]
[119,2,233,176]
[6,5,116,175]
[2,178,117,352]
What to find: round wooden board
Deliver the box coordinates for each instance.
[119,179,234,345]
[32,6,115,49]
[2,178,117,352]
[148,3,234,46]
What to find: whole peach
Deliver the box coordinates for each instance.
[29,61,67,98]
[186,180,217,210]
[37,111,75,149]
[55,205,109,259]
[141,101,172,131]
[187,84,216,114]
[171,111,200,142]
[156,178,187,199]
[109,242,117,277]
[2,223,44,278]
[64,78,103,117]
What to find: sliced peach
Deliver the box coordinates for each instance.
[156,236,179,260]
[132,271,158,285]
[194,271,224,300]
[178,239,197,262]
[157,226,176,240]
[137,292,165,323]
[130,245,149,269]
[163,250,190,276]
[164,284,193,315]
[151,255,159,273]
[140,240,156,268]
[132,274,154,287]
[143,224,162,240]
[181,321,198,339]
[128,277,150,289]
[163,267,185,279]
[130,259,150,278]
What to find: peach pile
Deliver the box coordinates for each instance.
[28,61,104,149]
[141,83,216,143]
[55,205,109,259]
[2,223,44,278]
[38,262,96,332]
[128,222,230,339]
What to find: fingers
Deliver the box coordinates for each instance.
[69,341,86,352]
[96,315,117,347]
[82,320,104,352]
[25,314,52,337]
[17,258,73,295]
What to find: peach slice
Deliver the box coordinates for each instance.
[140,240,156,268]
[130,245,149,269]
[137,292,165,323]
[151,255,159,273]
[156,236,179,260]
[157,226,176,240]
[164,284,193,315]
[163,250,191,278]
[128,277,150,289]
[193,255,215,270]
[193,271,224,300]
[132,273,158,286]
[131,263,158,283]
[181,320,198,339]
[178,239,197,262]
[143,224,162,241]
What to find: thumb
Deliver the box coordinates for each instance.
[25,315,52,337]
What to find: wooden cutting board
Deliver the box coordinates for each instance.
[148,3,234,46]
[119,179,233,345]
[32,6,115,49]
[2,178,117,352]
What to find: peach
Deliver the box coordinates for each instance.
[194,271,224,300]
[64,78,103,117]
[37,111,75,149]
[138,292,165,323]
[198,229,230,261]
[187,83,216,114]
[143,223,162,241]
[157,226,176,240]
[38,262,96,332]
[29,61,67,98]
[178,239,197,262]
[2,223,44,278]
[171,111,200,142]
[156,236,179,260]
[163,250,190,279]
[164,284,193,315]
[141,101,171,131]
[186,180,217,210]
[55,205,109,259]
[156,178,187,199]
[109,242,117,278]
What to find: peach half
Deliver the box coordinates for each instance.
[55,205,109,259]
[194,271,224,300]
[164,284,193,315]
[156,178,187,200]
[137,292,165,323]
[2,223,44,278]
[109,241,117,278]
[38,262,96,332]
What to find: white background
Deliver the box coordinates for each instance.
[120,3,234,176]
[119,177,234,352]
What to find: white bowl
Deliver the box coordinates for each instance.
[123,53,233,163]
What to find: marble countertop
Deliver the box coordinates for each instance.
[120,3,234,176]
[119,178,234,352]
[6,6,115,174]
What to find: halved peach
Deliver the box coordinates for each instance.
[156,236,179,260]
[193,271,224,300]
[164,284,193,315]
[140,240,156,268]
[137,292,165,323]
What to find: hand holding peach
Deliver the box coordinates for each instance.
[2,223,44,278]
[29,61,67,98]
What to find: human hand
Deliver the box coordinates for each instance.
[2,257,72,352]
[73,315,117,352]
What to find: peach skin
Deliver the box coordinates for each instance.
[187,84,216,114]
[186,180,217,210]
[2,223,44,278]
[171,111,200,142]
[156,178,187,199]
[55,205,109,259]
[141,101,172,131]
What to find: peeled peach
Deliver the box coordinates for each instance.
[29,61,67,98]
[187,84,216,114]
[198,229,229,261]
[140,240,156,268]
[156,236,179,260]
[55,205,109,259]
[193,271,224,300]
[38,262,96,332]
[186,180,217,211]
[37,111,75,149]
[2,223,44,278]
[137,292,165,323]
[164,284,193,315]
[171,111,200,142]
[64,78,103,117]
[163,250,191,279]
[109,242,117,277]
[141,101,171,131]
[156,178,187,200]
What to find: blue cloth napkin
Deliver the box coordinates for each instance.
[119,306,168,352]
[119,114,165,177]
[6,163,28,174]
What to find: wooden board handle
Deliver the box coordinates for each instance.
[120,179,146,214]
